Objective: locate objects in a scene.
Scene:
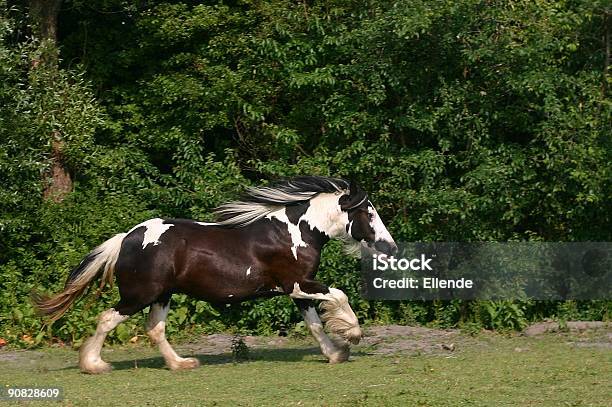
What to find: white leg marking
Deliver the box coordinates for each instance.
[319,292,362,345]
[128,218,174,249]
[289,282,329,301]
[79,308,128,374]
[290,283,362,344]
[146,303,200,370]
[302,306,349,363]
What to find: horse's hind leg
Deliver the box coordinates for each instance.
[79,296,149,374]
[79,308,129,374]
[146,299,200,370]
[293,299,349,364]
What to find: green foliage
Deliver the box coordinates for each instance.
[480,301,529,332]
[0,1,610,346]
[231,334,250,362]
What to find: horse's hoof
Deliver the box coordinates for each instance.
[81,361,113,374]
[327,346,350,364]
[344,326,362,345]
[169,357,200,370]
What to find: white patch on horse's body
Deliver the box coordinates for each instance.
[195,221,219,226]
[267,193,350,260]
[367,202,394,244]
[301,193,349,238]
[246,267,251,276]
[228,294,234,298]
[128,218,174,249]
[266,208,307,259]
[214,178,347,228]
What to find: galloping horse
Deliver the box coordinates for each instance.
[34,176,397,373]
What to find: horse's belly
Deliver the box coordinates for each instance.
[174,264,279,303]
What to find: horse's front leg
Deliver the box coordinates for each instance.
[293,299,350,363]
[289,280,362,347]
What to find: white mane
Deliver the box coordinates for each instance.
[214,177,349,227]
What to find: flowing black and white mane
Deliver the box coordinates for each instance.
[215,176,367,227]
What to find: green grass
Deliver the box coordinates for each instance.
[0,332,610,406]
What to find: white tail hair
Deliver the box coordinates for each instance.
[32,233,127,321]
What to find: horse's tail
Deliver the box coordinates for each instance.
[32,233,127,322]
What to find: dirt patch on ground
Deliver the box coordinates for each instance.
[358,325,462,355]
[179,322,611,357]
[523,321,610,336]
[1,321,609,362]
[523,321,612,350]
[0,349,45,363]
[178,325,471,357]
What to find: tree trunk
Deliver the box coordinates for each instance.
[42,137,72,202]
[29,0,72,202]
[28,0,62,42]
[604,10,610,95]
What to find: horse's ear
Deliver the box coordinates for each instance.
[339,179,366,210]
[348,178,356,193]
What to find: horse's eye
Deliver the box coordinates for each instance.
[368,213,374,221]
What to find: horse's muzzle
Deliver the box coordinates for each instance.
[374,240,398,256]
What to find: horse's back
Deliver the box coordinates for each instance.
[112,217,275,303]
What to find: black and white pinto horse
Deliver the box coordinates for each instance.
[34,176,397,373]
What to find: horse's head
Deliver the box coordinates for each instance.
[338,181,398,257]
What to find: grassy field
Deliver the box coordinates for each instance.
[0,326,610,406]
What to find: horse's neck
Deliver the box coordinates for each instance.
[262,205,332,254]
[301,193,348,239]
[298,222,331,252]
